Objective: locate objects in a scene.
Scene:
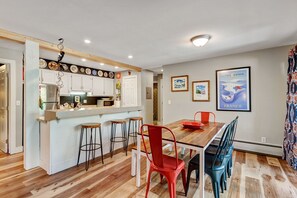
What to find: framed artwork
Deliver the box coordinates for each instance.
[216,66,251,111]
[192,80,210,102]
[171,75,189,92]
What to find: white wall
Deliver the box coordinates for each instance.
[141,70,154,124]
[163,46,290,155]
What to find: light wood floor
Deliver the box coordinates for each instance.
[0,149,296,198]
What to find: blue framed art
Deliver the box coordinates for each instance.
[216,66,251,111]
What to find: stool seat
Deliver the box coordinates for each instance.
[81,123,101,128]
[129,117,143,121]
[111,119,126,124]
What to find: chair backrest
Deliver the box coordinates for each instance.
[194,111,216,123]
[140,124,179,169]
[226,116,239,149]
[211,121,233,168]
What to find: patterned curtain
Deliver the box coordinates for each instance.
[283,46,297,170]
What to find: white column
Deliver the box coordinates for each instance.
[24,40,40,169]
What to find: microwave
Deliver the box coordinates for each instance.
[97,100,114,107]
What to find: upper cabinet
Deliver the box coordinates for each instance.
[40,70,57,85]
[93,77,104,96]
[71,74,82,91]
[82,76,93,92]
[59,73,71,96]
[104,78,114,96]
[71,74,93,92]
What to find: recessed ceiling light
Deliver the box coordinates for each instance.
[81,58,86,62]
[128,55,133,59]
[100,63,104,66]
[191,34,211,47]
[161,69,164,72]
[115,66,119,69]
[84,39,91,44]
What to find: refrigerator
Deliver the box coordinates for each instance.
[39,84,60,110]
[0,64,8,153]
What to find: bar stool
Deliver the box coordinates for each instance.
[110,119,128,157]
[77,123,104,171]
[127,117,143,145]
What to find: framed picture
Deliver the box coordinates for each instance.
[216,66,251,111]
[171,75,189,92]
[192,80,210,102]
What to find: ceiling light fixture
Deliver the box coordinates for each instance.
[128,55,133,59]
[161,69,164,72]
[84,39,91,44]
[191,34,211,47]
[114,66,119,69]
[81,58,86,62]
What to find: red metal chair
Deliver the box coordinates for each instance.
[140,124,187,198]
[190,111,216,158]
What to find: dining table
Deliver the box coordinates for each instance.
[136,119,226,198]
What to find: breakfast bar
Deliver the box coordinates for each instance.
[39,106,142,175]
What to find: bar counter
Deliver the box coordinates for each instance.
[38,106,142,175]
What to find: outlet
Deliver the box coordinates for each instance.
[168,100,171,105]
[83,99,87,104]
[261,137,267,143]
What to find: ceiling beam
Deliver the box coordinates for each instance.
[0,28,142,72]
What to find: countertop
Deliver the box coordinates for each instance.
[40,106,142,121]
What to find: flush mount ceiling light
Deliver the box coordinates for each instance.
[84,39,91,44]
[191,34,211,47]
[114,66,119,69]
[100,63,104,66]
[81,58,86,62]
[128,55,133,59]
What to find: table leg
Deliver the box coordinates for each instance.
[131,149,136,176]
[136,134,141,187]
[199,149,205,198]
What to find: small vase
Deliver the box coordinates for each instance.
[114,100,121,108]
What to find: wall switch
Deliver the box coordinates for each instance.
[168,100,171,105]
[16,100,21,106]
[83,99,87,104]
[261,137,267,143]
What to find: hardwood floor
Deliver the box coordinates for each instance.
[0,149,296,198]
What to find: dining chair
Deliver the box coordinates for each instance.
[189,111,216,158]
[140,124,187,198]
[185,120,233,198]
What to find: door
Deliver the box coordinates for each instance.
[0,64,8,153]
[122,75,137,107]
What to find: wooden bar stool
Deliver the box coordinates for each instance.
[110,119,128,157]
[127,117,143,145]
[77,123,104,171]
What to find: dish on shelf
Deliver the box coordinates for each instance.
[103,71,108,77]
[85,68,91,75]
[61,64,68,71]
[181,121,204,129]
[92,69,97,76]
[98,70,103,77]
[48,61,59,71]
[39,59,47,69]
[80,67,85,73]
[109,72,114,78]
[70,65,78,73]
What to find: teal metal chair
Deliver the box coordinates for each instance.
[185,119,234,198]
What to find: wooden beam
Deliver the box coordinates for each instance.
[0,28,142,72]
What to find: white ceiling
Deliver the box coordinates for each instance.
[0,0,296,70]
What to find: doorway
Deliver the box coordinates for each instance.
[153,74,163,125]
[0,63,9,153]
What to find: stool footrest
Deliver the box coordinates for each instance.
[80,143,102,152]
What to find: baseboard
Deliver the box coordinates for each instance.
[10,146,23,154]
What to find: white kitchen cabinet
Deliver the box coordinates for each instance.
[40,69,57,85]
[82,76,93,92]
[93,77,104,96]
[59,73,71,96]
[71,74,82,91]
[122,75,137,107]
[103,78,114,96]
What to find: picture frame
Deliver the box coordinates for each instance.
[216,66,251,112]
[192,80,210,102]
[171,75,189,92]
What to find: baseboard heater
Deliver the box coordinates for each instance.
[215,138,282,148]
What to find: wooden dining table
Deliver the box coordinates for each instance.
[136,119,226,198]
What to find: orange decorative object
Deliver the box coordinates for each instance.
[116,72,121,79]
[181,121,204,129]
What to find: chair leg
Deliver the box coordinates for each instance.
[185,164,195,196]
[160,174,163,183]
[145,168,153,198]
[211,181,220,198]
[127,120,131,146]
[181,168,187,194]
[168,181,176,198]
[190,149,193,158]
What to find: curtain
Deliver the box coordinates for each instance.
[283,46,297,170]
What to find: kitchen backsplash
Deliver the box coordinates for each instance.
[60,94,112,106]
